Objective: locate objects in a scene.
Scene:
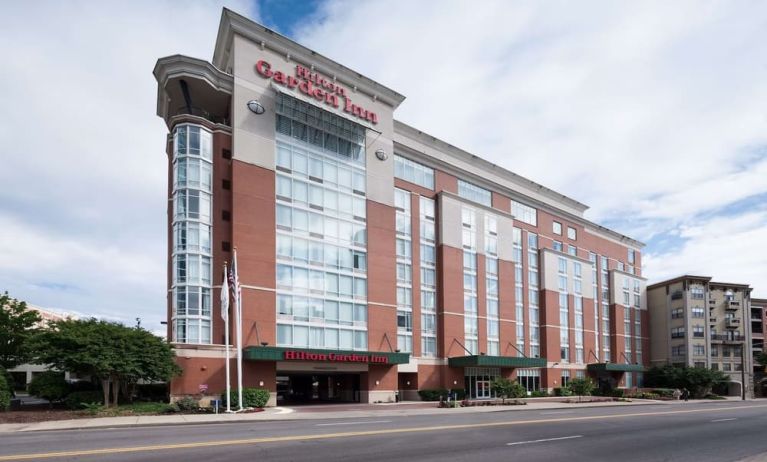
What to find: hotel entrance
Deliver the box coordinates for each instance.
[464,367,500,399]
[276,372,361,404]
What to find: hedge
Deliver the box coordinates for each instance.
[223,388,270,408]
[418,389,449,401]
[65,391,103,410]
[0,367,11,412]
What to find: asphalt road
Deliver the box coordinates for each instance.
[1,401,766,461]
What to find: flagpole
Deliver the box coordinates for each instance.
[222,263,231,413]
[234,248,244,411]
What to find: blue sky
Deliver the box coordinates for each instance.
[1,1,766,333]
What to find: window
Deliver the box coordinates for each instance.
[457,180,491,206]
[567,227,577,240]
[568,245,577,256]
[553,221,562,235]
[693,345,706,356]
[671,308,683,319]
[693,325,705,338]
[628,249,635,264]
[671,327,685,338]
[394,155,434,189]
[691,286,705,300]
[692,307,705,318]
[553,241,563,252]
[512,201,537,226]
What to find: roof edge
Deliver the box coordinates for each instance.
[213,8,406,109]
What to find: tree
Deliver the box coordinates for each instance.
[568,377,596,402]
[644,365,728,398]
[31,319,181,407]
[756,352,767,371]
[28,371,69,405]
[490,377,526,403]
[0,292,42,369]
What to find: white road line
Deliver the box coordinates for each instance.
[316,420,392,427]
[711,418,737,422]
[540,411,575,415]
[507,435,583,446]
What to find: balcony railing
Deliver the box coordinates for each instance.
[710,334,745,342]
[173,106,230,126]
[709,316,717,323]
[726,318,741,328]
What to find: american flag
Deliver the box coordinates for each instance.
[229,248,241,305]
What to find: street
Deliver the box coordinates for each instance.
[1,401,766,461]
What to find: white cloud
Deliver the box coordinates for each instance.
[644,208,767,297]
[0,1,256,330]
[295,0,767,290]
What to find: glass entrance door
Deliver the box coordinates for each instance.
[476,380,491,399]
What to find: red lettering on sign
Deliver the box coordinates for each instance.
[255,60,273,78]
[254,60,377,124]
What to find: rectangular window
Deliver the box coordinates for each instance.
[457,180,491,206]
[394,155,434,189]
[553,221,562,235]
[512,201,537,226]
[567,227,577,240]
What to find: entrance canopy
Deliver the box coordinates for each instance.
[587,362,645,373]
[243,346,410,365]
[448,355,546,368]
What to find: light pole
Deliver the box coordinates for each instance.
[741,344,746,401]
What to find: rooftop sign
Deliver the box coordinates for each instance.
[255,60,379,125]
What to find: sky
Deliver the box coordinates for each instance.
[1,1,765,334]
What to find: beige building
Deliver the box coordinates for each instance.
[7,306,78,391]
[647,275,753,397]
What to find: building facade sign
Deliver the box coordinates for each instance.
[284,350,389,364]
[255,60,379,125]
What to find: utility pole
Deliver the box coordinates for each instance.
[741,344,746,401]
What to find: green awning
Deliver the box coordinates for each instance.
[243,346,410,365]
[587,362,646,373]
[448,355,546,368]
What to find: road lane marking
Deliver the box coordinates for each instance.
[316,420,392,426]
[711,418,737,422]
[539,411,574,415]
[1,404,765,461]
[507,435,582,446]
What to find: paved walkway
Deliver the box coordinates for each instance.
[0,398,682,433]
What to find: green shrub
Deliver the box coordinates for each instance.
[553,387,572,397]
[0,367,11,412]
[704,394,726,400]
[449,389,466,400]
[529,390,549,397]
[418,389,449,401]
[175,397,199,411]
[651,388,676,398]
[223,388,270,408]
[29,372,69,403]
[610,388,625,398]
[65,391,104,410]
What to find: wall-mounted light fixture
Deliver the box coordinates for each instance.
[247,100,265,115]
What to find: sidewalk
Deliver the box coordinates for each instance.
[0,399,674,433]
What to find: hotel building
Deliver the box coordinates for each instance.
[154,9,648,405]
[647,276,755,397]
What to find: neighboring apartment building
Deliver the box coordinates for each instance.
[647,276,754,397]
[752,298,766,396]
[154,8,648,405]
